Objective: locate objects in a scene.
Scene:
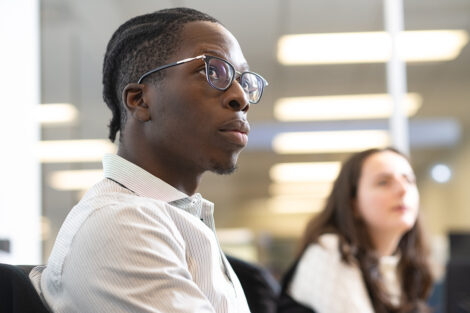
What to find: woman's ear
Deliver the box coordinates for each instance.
[122,83,150,122]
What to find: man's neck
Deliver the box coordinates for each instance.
[117,147,202,196]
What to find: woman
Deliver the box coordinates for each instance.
[278,148,433,313]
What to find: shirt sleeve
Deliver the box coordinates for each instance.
[50,202,216,313]
[288,234,375,313]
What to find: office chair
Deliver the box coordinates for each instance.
[0,263,50,313]
[226,255,280,313]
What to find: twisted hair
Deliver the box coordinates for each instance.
[298,148,433,313]
[102,8,219,142]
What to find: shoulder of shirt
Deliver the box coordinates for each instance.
[82,179,174,210]
[302,233,341,258]
[65,179,186,234]
[88,198,180,227]
[317,233,340,250]
[289,233,370,312]
[298,233,362,272]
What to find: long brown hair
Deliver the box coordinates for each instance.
[298,148,433,313]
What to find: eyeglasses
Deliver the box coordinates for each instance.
[137,55,269,104]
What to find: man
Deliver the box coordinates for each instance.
[30,8,268,313]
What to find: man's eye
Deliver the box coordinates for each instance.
[207,66,219,80]
[241,79,249,89]
[241,80,256,93]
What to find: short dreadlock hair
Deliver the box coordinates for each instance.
[102,7,220,142]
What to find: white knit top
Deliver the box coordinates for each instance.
[288,234,400,313]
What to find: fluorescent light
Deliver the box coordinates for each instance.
[37,103,78,125]
[272,130,390,154]
[269,182,333,197]
[278,30,469,64]
[270,162,341,183]
[268,195,325,214]
[48,169,103,190]
[38,140,116,163]
[274,93,422,121]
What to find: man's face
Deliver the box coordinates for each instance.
[143,21,251,175]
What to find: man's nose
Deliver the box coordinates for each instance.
[223,81,250,112]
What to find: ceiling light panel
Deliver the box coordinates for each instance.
[278,30,469,64]
[38,140,116,163]
[270,162,341,183]
[38,103,78,125]
[48,169,103,190]
[274,93,422,121]
[272,130,390,154]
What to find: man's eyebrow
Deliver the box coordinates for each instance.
[197,48,223,56]
[196,49,250,71]
[239,62,250,72]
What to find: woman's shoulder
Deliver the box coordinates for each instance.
[290,233,364,296]
[317,233,340,249]
[293,233,353,287]
[302,233,341,261]
[288,234,374,313]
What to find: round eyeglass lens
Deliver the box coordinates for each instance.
[242,73,262,103]
[207,58,233,90]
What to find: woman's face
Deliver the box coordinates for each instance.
[356,151,419,237]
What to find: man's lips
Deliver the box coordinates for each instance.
[218,119,250,134]
[218,119,250,147]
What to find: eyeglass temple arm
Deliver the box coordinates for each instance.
[137,55,206,84]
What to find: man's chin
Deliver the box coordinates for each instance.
[211,164,238,175]
[207,153,240,175]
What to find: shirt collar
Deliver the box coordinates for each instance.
[102,153,188,202]
[379,254,400,270]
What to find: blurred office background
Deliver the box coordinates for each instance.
[2,0,470,296]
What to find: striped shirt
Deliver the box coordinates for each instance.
[30,154,251,313]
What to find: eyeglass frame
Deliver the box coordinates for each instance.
[136,54,269,104]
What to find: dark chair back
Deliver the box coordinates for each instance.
[0,263,50,313]
[226,255,280,313]
[446,260,470,313]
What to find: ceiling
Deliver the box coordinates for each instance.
[40,0,470,245]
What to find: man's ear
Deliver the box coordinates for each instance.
[122,83,151,122]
